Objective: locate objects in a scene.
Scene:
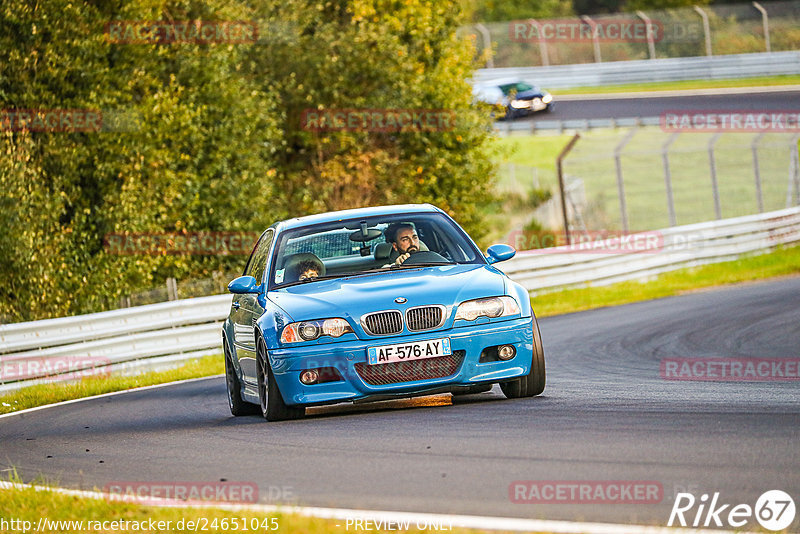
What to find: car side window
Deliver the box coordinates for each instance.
[245,230,274,284]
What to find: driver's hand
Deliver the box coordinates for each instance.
[395,253,411,265]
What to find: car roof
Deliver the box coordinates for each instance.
[275,203,443,231]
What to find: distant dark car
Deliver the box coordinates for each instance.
[473,79,554,119]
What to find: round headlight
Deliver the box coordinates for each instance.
[484,298,505,318]
[298,322,320,341]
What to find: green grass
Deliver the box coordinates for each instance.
[554,74,800,95]
[492,134,574,174]
[0,478,492,534]
[532,245,800,317]
[0,355,223,415]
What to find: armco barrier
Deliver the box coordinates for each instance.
[498,207,800,291]
[0,207,798,392]
[0,294,231,392]
[472,50,800,89]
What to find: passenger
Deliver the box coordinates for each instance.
[292,259,321,282]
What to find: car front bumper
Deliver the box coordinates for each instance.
[268,317,535,406]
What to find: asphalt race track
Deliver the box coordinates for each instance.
[518,88,800,122]
[1,277,799,529]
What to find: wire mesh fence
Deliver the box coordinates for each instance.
[561,128,800,233]
[122,271,238,308]
[464,0,800,68]
[493,128,800,242]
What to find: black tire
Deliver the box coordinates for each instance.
[224,341,260,416]
[256,338,305,422]
[500,318,546,399]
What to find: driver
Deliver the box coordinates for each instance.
[387,222,420,266]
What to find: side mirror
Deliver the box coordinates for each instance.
[486,244,516,264]
[228,275,260,294]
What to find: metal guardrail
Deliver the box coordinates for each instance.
[0,207,798,392]
[498,206,800,291]
[0,295,231,393]
[493,116,662,134]
[473,50,800,89]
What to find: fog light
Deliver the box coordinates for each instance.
[299,369,319,385]
[498,344,516,360]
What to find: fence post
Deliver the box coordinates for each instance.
[636,11,657,59]
[708,133,723,219]
[527,19,550,67]
[557,133,581,245]
[166,278,178,301]
[693,6,713,57]
[752,2,771,53]
[581,15,602,63]
[474,23,494,68]
[614,128,638,232]
[662,132,680,226]
[751,132,765,213]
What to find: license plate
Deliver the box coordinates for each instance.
[367,338,451,365]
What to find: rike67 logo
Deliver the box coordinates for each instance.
[669,490,796,531]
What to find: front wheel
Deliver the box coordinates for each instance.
[501,319,546,399]
[225,341,260,416]
[256,338,305,422]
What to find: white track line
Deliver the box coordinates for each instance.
[0,375,223,420]
[0,481,755,534]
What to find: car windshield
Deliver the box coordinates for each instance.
[498,82,535,95]
[269,212,484,289]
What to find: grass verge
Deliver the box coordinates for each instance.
[0,479,487,534]
[553,74,800,95]
[532,245,800,317]
[0,354,223,416]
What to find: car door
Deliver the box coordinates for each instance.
[231,229,274,386]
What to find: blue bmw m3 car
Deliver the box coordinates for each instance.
[222,204,545,421]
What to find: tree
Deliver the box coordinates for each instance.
[246,0,498,240]
[0,0,281,320]
[1,0,501,321]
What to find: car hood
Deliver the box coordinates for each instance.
[516,88,546,99]
[269,264,506,322]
